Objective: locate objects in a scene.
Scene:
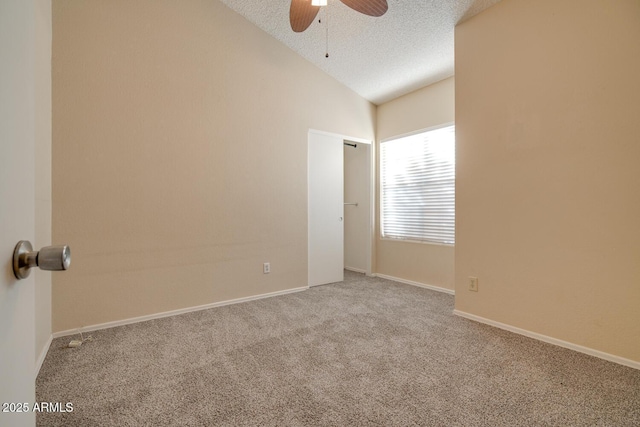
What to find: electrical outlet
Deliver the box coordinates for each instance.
[263,262,270,274]
[469,277,478,292]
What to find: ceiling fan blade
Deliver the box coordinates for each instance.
[290,0,320,33]
[339,0,388,17]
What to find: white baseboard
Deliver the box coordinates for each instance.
[453,309,640,371]
[374,273,455,295]
[345,266,367,274]
[52,286,308,339]
[35,334,52,377]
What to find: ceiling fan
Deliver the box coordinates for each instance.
[289,0,388,33]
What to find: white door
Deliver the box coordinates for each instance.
[308,131,344,286]
[0,0,37,425]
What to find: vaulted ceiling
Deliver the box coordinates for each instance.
[218,0,502,105]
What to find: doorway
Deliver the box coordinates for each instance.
[344,140,372,275]
[307,130,373,287]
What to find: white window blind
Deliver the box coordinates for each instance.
[380,125,455,245]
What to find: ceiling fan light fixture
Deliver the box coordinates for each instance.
[290,0,387,33]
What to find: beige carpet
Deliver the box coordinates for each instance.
[37,271,640,426]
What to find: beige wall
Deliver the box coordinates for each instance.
[376,77,455,290]
[455,0,640,362]
[52,0,375,332]
[35,0,52,369]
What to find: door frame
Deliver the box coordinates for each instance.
[307,129,374,279]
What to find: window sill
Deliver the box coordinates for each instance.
[380,237,454,248]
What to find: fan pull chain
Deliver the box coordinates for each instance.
[316,4,330,58]
[325,7,329,58]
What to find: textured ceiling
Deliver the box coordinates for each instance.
[217,0,502,105]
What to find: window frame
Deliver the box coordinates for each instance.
[379,122,456,247]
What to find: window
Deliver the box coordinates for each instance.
[380,125,455,245]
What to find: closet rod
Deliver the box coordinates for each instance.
[344,202,358,206]
[344,142,357,148]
